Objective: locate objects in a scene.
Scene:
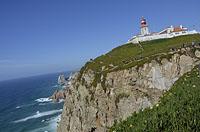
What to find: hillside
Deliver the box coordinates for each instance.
[57,34,200,132]
[110,66,200,132]
[81,34,200,73]
[78,34,200,88]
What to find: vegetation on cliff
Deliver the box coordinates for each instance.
[58,34,200,132]
[79,34,200,91]
[83,34,200,73]
[110,66,200,132]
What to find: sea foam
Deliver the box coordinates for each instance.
[16,106,21,109]
[35,98,52,103]
[13,109,62,123]
[15,103,36,109]
[28,114,61,132]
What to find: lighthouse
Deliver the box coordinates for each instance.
[140,17,149,35]
[128,17,199,43]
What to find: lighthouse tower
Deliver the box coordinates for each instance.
[140,17,149,35]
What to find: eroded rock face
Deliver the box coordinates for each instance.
[82,69,95,87]
[57,49,200,132]
[49,90,66,102]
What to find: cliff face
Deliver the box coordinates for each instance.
[57,47,200,132]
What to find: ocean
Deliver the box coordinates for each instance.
[0,72,70,132]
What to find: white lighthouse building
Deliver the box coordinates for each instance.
[140,17,149,35]
[128,17,199,43]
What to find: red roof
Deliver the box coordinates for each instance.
[173,27,187,32]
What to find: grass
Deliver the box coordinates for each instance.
[78,34,200,88]
[82,34,200,74]
[109,66,200,132]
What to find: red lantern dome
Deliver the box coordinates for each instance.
[141,17,147,27]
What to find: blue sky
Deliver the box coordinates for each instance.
[0,0,200,81]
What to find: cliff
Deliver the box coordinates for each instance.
[110,65,200,131]
[57,34,200,132]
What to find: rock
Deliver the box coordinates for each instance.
[186,47,191,51]
[58,74,67,85]
[179,55,194,75]
[49,90,66,102]
[82,69,95,86]
[57,47,200,132]
[109,64,114,67]
[181,48,186,53]
[101,66,106,71]
[195,50,200,58]
[118,96,151,120]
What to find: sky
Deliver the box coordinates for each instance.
[0,0,200,81]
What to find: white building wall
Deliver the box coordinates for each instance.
[129,30,199,44]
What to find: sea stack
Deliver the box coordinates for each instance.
[58,74,67,85]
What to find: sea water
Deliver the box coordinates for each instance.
[0,72,70,132]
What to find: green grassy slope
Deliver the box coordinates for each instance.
[83,34,200,73]
[110,66,200,132]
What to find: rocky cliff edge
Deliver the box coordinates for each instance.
[57,44,200,132]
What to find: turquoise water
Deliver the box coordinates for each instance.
[0,72,70,132]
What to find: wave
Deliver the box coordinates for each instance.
[58,99,64,103]
[35,98,52,103]
[38,99,64,105]
[28,115,61,132]
[16,98,51,109]
[15,103,36,109]
[16,106,21,109]
[45,115,61,131]
[13,109,62,123]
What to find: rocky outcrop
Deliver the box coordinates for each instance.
[50,73,79,102]
[49,90,66,102]
[58,74,67,85]
[57,47,200,132]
